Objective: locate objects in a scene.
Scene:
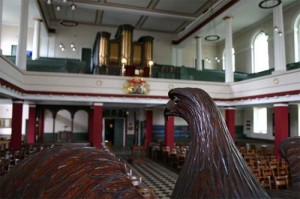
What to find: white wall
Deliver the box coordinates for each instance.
[43,108,89,134]
[243,107,273,140]
[55,109,71,133]
[73,110,88,133]
[44,109,53,133]
[1,25,34,56]
[0,102,12,135]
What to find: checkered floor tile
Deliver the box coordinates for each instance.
[111,147,178,199]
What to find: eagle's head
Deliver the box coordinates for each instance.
[164,87,215,122]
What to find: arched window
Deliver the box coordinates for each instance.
[294,13,300,62]
[222,48,235,72]
[252,31,269,73]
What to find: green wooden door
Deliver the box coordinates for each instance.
[114,119,124,147]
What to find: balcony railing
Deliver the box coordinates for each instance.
[4,55,300,82]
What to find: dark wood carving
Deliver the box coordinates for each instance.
[279,136,300,189]
[0,145,142,198]
[268,136,300,198]
[164,88,270,198]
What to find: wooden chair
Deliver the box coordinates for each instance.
[169,149,178,168]
[259,176,272,189]
[252,168,261,179]
[277,166,288,176]
[262,167,274,179]
[257,159,268,170]
[274,175,289,190]
[162,146,170,163]
[247,159,256,168]
[177,150,186,170]
[246,149,256,157]
[268,161,279,174]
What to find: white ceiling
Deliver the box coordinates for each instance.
[2,0,298,45]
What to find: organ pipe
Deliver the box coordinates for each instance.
[98,32,111,66]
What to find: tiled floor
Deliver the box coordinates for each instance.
[109,139,276,198]
[111,147,177,199]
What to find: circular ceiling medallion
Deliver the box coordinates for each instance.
[60,20,78,27]
[204,35,220,41]
[259,0,281,9]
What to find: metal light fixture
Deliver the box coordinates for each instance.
[274,26,283,36]
[47,0,52,5]
[148,60,154,77]
[59,43,76,52]
[121,58,127,76]
[204,8,220,42]
[259,0,282,9]
[71,4,76,11]
[58,0,78,52]
[205,35,220,41]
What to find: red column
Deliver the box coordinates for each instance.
[10,101,23,150]
[91,103,103,148]
[225,107,236,142]
[27,104,36,144]
[145,110,153,147]
[274,103,289,158]
[164,116,174,147]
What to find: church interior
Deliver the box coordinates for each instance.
[0,0,300,198]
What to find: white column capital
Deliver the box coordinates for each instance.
[273,103,288,107]
[225,107,235,110]
[93,102,103,107]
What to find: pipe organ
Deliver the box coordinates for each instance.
[93,24,153,77]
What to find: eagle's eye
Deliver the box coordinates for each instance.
[172,96,179,105]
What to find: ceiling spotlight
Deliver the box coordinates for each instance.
[59,43,63,48]
[56,5,61,11]
[71,4,76,11]
[274,26,279,32]
[63,0,67,2]
[278,31,283,36]
[72,47,76,51]
[47,0,52,5]
[61,47,65,51]
[70,43,75,48]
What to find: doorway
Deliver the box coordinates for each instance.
[104,118,125,147]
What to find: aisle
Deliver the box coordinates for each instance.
[112,147,178,199]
